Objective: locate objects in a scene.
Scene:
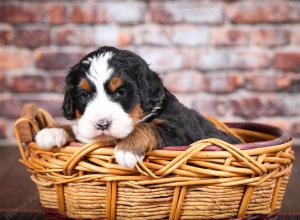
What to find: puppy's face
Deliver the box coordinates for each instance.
[62,47,164,143]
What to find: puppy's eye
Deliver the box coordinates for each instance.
[81,90,90,98]
[116,88,126,97]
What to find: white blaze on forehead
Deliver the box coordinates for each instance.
[86,52,114,90]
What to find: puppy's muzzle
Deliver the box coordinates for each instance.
[95,119,112,131]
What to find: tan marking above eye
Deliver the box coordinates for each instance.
[108,75,123,92]
[129,104,144,122]
[75,109,82,119]
[79,79,91,91]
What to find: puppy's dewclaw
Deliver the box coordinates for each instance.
[35,128,70,149]
[114,147,145,168]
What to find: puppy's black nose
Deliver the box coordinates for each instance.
[95,119,111,131]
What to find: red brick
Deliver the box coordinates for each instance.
[48,73,66,93]
[192,96,227,116]
[40,97,64,118]
[230,95,283,119]
[276,74,295,92]
[206,74,243,94]
[228,1,300,24]
[0,48,32,69]
[280,73,300,93]
[181,48,198,69]
[56,27,93,46]
[151,2,224,24]
[195,51,270,71]
[0,3,46,23]
[71,4,105,24]
[0,97,21,118]
[47,4,67,24]
[93,26,133,47]
[102,2,146,24]
[0,120,7,139]
[291,31,300,45]
[253,29,289,47]
[161,71,205,93]
[244,73,278,92]
[1,96,63,118]
[170,26,209,46]
[245,72,300,92]
[290,121,300,137]
[117,30,133,47]
[35,50,83,70]
[94,26,118,46]
[282,95,300,116]
[136,48,184,72]
[134,25,170,46]
[8,75,46,93]
[212,28,250,46]
[0,26,13,45]
[0,72,6,92]
[274,52,300,71]
[15,28,50,48]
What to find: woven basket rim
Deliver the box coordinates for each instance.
[14,104,291,152]
[164,122,291,152]
[65,121,291,152]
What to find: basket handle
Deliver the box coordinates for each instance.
[14,103,55,162]
[206,114,245,143]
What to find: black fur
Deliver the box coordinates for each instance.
[62,86,75,120]
[156,90,241,146]
[63,46,241,146]
[108,49,165,113]
[62,57,96,119]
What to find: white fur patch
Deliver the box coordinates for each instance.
[114,147,145,168]
[87,52,114,90]
[75,51,134,143]
[35,128,69,149]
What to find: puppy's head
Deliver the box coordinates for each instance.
[62,46,165,143]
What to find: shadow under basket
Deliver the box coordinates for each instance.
[14,107,295,220]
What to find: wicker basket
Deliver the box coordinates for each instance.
[14,106,294,220]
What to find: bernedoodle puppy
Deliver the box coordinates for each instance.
[36,46,240,168]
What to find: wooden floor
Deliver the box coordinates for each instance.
[0,146,299,219]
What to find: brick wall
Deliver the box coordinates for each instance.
[1,0,300,146]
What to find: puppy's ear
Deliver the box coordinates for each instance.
[62,86,75,120]
[137,67,165,113]
[62,63,83,120]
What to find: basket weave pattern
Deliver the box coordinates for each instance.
[14,108,294,220]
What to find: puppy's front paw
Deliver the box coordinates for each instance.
[35,128,69,149]
[114,146,145,168]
